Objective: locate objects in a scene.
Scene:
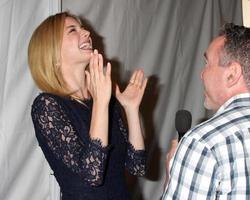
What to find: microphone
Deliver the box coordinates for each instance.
[175,110,192,142]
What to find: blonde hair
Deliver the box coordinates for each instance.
[28,12,81,96]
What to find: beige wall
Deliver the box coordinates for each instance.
[242,0,250,27]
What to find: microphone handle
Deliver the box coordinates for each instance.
[178,132,185,142]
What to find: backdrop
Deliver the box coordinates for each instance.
[0,0,60,200]
[0,0,243,199]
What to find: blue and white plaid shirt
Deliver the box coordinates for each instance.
[162,93,250,200]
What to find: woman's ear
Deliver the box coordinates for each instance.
[225,62,242,87]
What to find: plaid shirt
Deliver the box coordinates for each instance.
[162,93,250,200]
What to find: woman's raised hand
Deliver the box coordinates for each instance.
[115,69,147,112]
[85,49,111,105]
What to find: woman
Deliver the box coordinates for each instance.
[28,12,147,200]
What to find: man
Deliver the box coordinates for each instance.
[162,23,250,199]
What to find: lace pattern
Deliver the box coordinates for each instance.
[31,94,108,186]
[116,105,146,176]
[126,142,147,176]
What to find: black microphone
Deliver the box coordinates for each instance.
[175,110,192,142]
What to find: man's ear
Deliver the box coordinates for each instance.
[225,62,242,87]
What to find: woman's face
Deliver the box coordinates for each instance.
[61,16,93,67]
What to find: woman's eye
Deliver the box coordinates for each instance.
[69,28,76,33]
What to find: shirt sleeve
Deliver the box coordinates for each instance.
[162,137,219,200]
[116,105,147,176]
[31,94,109,187]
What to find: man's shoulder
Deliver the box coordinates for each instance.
[186,106,250,146]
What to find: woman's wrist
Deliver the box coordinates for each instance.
[92,98,110,109]
[123,106,139,115]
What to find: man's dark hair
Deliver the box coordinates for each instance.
[219,23,250,89]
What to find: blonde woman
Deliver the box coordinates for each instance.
[28,12,147,200]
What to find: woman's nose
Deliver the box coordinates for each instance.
[81,29,90,38]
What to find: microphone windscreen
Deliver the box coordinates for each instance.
[175,110,192,135]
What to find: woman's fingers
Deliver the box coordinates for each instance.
[93,49,100,80]
[141,77,148,91]
[98,54,104,80]
[129,70,137,84]
[89,49,109,82]
[85,71,90,90]
[87,49,111,101]
[129,69,146,88]
[89,53,94,81]
[105,62,111,79]
[134,69,144,87]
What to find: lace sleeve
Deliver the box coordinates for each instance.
[126,142,147,176]
[116,106,147,176]
[31,94,109,186]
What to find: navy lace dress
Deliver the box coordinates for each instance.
[31,93,146,200]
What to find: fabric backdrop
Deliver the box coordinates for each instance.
[0,0,242,200]
[0,0,60,200]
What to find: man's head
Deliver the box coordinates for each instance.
[201,23,250,111]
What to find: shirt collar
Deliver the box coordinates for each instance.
[215,93,250,115]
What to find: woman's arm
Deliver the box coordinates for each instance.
[115,69,147,150]
[115,69,148,176]
[85,49,112,146]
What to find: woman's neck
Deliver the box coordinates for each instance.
[62,63,89,100]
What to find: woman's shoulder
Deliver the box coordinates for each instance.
[32,93,52,107]
[33,92,65,104]
[31,92,67,112]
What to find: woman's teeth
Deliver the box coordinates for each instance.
[79,43,92,50]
